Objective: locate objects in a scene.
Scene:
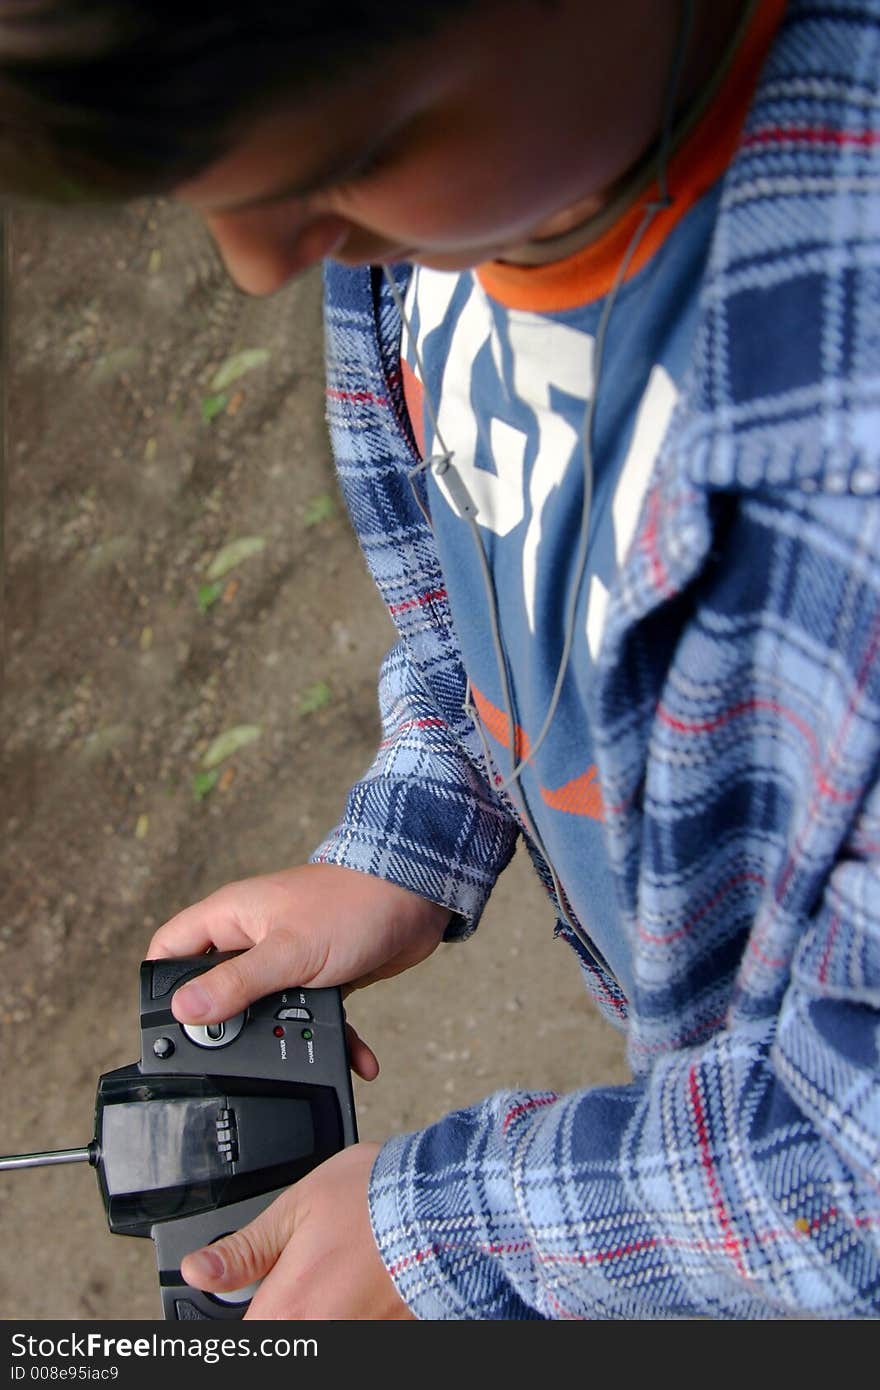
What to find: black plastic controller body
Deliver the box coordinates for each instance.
[93,954,357,1320]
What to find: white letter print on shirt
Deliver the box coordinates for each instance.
[416,272,678,658]
[507,312,594,632]
[428,279,526,536]
[586,364,678,657]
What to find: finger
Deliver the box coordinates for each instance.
[147,899,255,960]
[345,1021,379,1081]
[171,928,322,1023]
[181,1189,296,1293]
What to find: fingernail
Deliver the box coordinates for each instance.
[184,1247,224,1284]
[174,981,211,1019]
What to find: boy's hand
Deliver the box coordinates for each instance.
[180,1143,414,1320]
[147,863,450,1078]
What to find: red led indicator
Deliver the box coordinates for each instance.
[273,1025,285,1038]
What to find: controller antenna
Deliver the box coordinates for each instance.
[0,1142,98,1170]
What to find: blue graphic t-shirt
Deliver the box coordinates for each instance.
[399,6,772,997]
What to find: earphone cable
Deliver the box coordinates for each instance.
[381,0,694,956]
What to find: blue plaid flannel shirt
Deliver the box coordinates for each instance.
[311,0,880,1317]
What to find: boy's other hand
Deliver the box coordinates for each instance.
[146,863,450,1079]
[180,1142,413,1320]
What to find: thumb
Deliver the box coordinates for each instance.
[172,932,322,1024]
[181,1189,296,1294]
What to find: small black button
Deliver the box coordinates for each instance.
[153,1036,175,1059]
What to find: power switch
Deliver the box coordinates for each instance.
[275,1006,311,1022]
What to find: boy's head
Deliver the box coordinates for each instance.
[0,1,477,200]
[0,1,735,292]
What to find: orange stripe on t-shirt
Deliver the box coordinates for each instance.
[401,356,428,457]
[471,683,531,762]
[541,766,604,821]
[477,0,787,312]
[470,684,604,819]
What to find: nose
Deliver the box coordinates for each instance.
[203,205,350,295]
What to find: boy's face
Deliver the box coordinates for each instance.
[175,1,685,294]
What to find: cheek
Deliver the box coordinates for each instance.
[342,175,529,248]
[345,143,571,251]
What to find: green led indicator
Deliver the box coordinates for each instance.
[301,1028,313,1041]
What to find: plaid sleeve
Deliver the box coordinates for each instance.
[315,262,523,929]
[369,884,880,1320]
[310,638,518,935]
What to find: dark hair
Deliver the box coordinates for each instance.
[0,1,475,203]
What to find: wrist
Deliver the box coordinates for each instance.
[382,878,454,936]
